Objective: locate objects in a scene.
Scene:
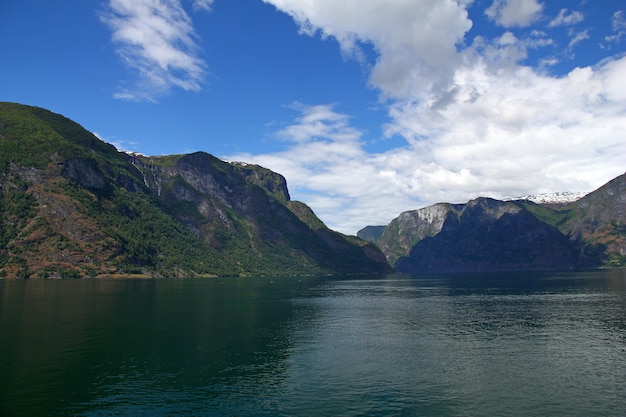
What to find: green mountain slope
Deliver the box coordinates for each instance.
[557,172,626,267]
[0,102,391,278]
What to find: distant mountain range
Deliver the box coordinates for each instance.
[0,102,390,278]
[359,174,626,273]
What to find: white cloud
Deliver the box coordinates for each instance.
[228,56,626,234]
[277,102,362,144]
[539,57,558,67]
[485,0,544,28]
[612,10,626,31]
[568,29,590,48]
[192,0,214,12]
[263,0,472,100]
[236,0,626,235]
[385,58,626,202]
[101,0,207,101]
[548,9,584,27]
[605,10,626,43]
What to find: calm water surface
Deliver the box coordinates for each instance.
[1,270,625,416]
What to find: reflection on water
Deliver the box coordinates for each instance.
[1,270,625,416]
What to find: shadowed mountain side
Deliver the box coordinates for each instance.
[365,173,625,274]
[394,199,576,273]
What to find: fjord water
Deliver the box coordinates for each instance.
[1,270,625,416]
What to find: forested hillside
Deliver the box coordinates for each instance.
[0,102,391,278]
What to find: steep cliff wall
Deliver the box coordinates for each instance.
[394,198,576,273]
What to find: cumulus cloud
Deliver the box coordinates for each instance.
[263,0,472,100]
[548,9,584,27]
[385,57,626,198]
[101,0,207,101]
[233,0,626,234]
[485,0,544,28]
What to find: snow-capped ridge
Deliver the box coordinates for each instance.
[505,191,588,205]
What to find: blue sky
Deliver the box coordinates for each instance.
[2,0,626,234]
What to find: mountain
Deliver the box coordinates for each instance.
[392,198,576,273]
[0,102,391,278]
[553,173,626,267]
[362,173,625,273]
[374,203,463,266]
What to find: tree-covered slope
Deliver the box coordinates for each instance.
[0,102,391,278]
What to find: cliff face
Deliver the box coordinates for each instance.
[393,198,575,273]
[375,203,464,265]
[0,102,391,278]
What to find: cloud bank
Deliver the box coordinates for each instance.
[226,0,626,234]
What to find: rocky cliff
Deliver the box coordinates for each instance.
[374,203,464,266]
[363,173,626,273]
[393,198,576,273]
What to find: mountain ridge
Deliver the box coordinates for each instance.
[359,173,626,273]
[0,102,391,278]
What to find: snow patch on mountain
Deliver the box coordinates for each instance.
[505,191,588,205]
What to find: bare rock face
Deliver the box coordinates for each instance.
[376,203,464,265]
[61,158,106,190]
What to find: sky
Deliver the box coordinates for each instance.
[2,0,626,234]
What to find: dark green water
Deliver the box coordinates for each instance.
[1,270,625,416]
